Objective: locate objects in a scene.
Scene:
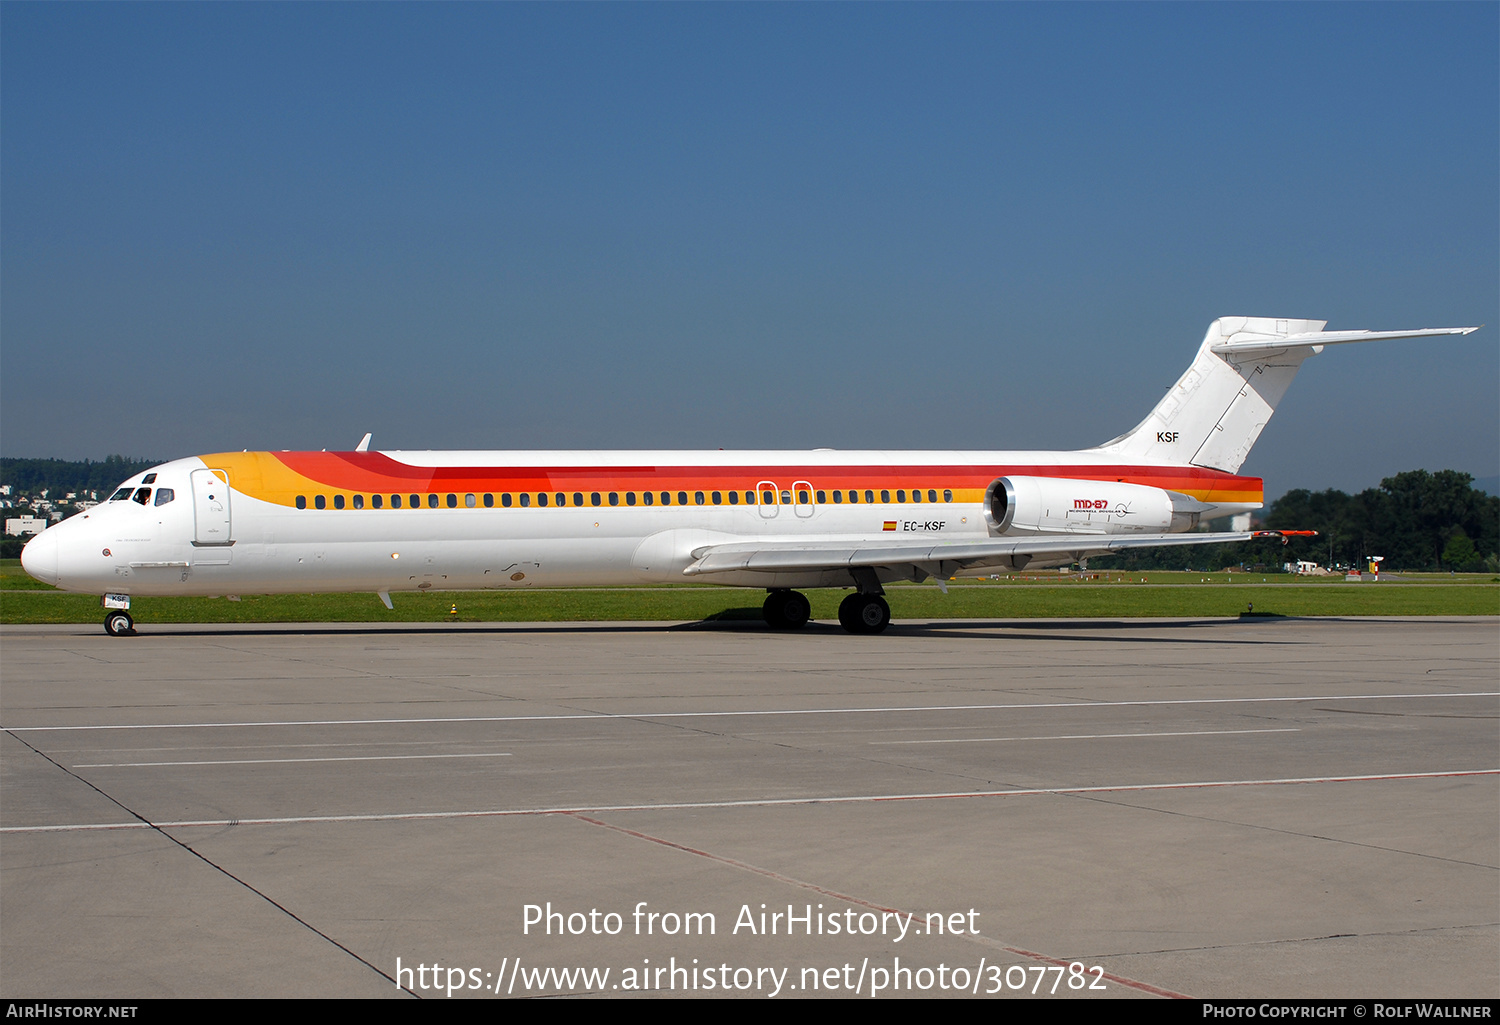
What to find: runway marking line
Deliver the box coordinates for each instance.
[872,727,1300,745]
[4,768,1494,834]
[4,691,1495,733]
[73,752,513,768]
[568,811,1189,1000]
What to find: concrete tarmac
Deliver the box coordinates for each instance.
[1,616,1495,999]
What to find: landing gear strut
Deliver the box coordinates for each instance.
[838,593,890,634]
[104,610,135,637]
[762,589,811,630]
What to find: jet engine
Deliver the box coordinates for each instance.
[984,476,1207,536]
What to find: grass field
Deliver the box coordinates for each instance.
[2,560,1495,625]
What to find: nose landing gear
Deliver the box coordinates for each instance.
[104,611,136,637]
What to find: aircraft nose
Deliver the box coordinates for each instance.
[20,528,60,586]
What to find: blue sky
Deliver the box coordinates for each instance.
[3,3,1495,495]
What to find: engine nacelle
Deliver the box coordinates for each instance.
[985,476,1204,536]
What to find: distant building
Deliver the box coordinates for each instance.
[5,515,47,536]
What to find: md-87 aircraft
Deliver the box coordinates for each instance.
[21,317,1479,636]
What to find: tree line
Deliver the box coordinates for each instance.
[1094,470,1499,573]
[1,456,162,499]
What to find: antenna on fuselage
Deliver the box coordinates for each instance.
[355,433,372,453]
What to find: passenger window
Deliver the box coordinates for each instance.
[881,490,890,503]
[609,493,619,506]
[445,494,457,508]
[626,492,636,506]
[815,490,826,504]
[591,493,601,507]
[695,491,705,506]
[154,488,175,507]
[728,491,738,505]
[502,494,513,508]
[943,489,952,502]
[133,487,151,505]
[465,493,476,508]
[520,493,531,507]
[911,489,920,503]
[391,494,401,508]
[797,489,809,504]
[745,491,756,505]
[334,495,346,509]
[929,490,938,503]
[896,490,906,503]
[573,493,583,507]
[315,495,327,509]
[711,491,721,505]
[832,490,842,504]
[643,491,654,506]
[556,493,565,507]
[678,492,688,506]
[849,491,859,504]
[780,491,791,505]
[296,495,307,510]
[372,494,383,508]
[353,495,364,509]
[762,490,775,505]
[484,494,494,508]
[110,488,133,501]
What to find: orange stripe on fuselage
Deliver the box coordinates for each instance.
[196,452,1263,509]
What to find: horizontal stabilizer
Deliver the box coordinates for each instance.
[1094,318,1481,474]
[1210,325,1478,357]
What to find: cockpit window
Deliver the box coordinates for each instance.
[110,488,133,501]
[153,488,175,506]
[141,473,158,484]
[132,488,152,505]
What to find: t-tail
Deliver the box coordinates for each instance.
[1093,317,1480,473]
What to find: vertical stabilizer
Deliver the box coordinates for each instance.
[1095,317,1324,473]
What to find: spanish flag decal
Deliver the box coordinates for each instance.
[883,521,897,531]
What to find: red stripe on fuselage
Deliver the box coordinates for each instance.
[269,453,1261,501]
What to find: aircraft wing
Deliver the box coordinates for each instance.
[683,530,1300,578]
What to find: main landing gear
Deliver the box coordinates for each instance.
[762,589,811,630]
[761,587,893,634]
[104,610,135,637]
[838,592,890,634]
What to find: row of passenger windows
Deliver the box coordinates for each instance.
[293,488,957,510]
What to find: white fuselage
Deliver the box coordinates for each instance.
[20,447,1260,598]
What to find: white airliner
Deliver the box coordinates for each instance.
[21,317,1478,635]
